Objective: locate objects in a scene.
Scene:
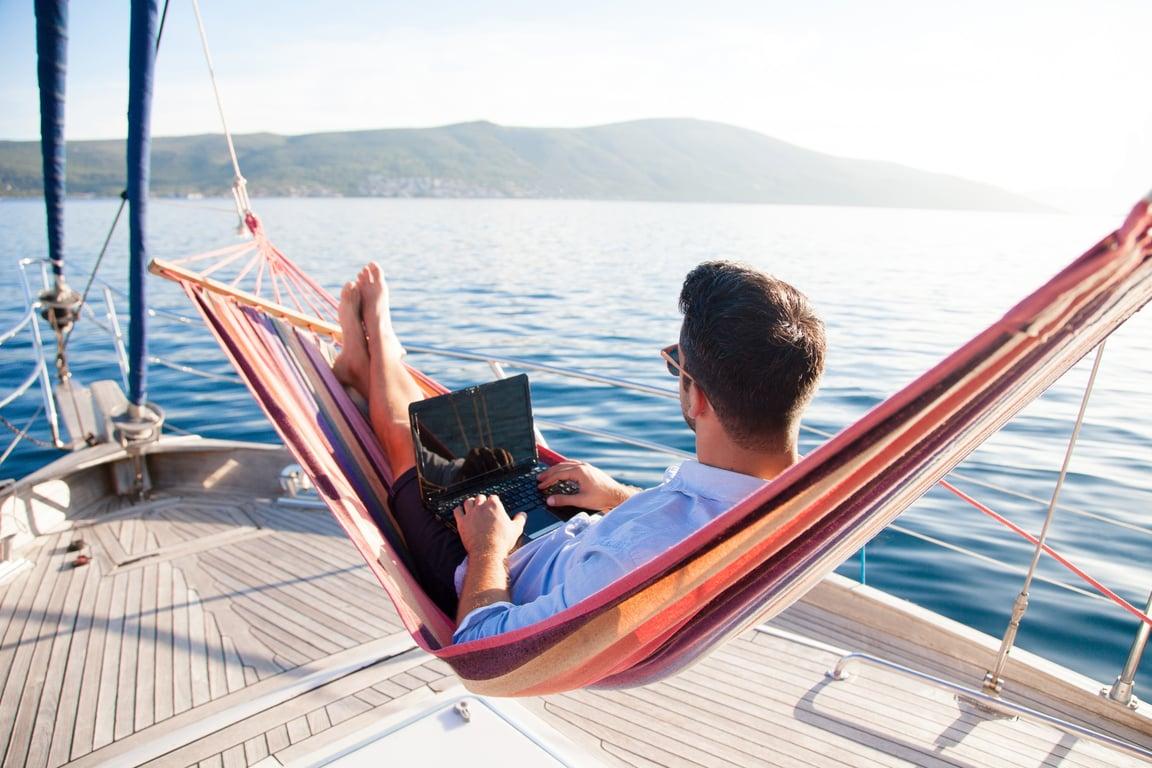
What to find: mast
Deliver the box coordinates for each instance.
[126,0,159,413]
[34,0,67,284]
[35,0,81,383]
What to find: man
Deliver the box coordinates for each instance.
[333,261,825,644]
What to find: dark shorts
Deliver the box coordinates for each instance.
[387,468,466,617]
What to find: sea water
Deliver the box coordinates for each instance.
[1,197,1149,686]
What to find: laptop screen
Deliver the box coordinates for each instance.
[409,374,538,500]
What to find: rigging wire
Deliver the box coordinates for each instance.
[58,194,128,357]
[986,341,1110,692]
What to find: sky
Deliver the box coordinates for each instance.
[1,0,1149,213]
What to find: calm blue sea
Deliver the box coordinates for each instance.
[2,197,1149,686]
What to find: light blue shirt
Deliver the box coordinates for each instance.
[451,460,766,644]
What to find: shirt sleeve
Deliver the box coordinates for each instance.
[451,542,636,644]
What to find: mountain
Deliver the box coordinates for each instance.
[0,118,1045,211]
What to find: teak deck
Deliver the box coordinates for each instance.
[1,485,1149,767]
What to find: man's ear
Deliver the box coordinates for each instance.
[686,381,712,420]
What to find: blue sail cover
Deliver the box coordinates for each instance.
[127,0,158,406]
[34,0,68,279]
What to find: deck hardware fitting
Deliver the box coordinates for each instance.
[1102,585,1152,710]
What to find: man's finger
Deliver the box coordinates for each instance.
[546,490,583,507]
[538,464,575,485]
[512,512,527,533]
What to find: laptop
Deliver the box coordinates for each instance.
[408,374,568,540]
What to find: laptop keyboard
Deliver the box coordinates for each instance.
[435,472,578,518]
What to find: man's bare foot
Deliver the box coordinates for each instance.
[357,263,404,360]
[332,280,370,390]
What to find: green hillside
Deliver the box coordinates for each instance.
[0,118,1045,211]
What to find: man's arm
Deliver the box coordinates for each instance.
[536,460,641,512]
[452,493,525,625]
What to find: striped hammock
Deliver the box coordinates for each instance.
[150,197,1152,696]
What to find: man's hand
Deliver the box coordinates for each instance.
[537,460,639,512]
[453,494,525,558]
[453,494,525,625]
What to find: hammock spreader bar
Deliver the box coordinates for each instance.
[150,197,1152,696]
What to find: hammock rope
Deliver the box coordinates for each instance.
[149,195,1152,696]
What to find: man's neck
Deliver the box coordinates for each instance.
[696,440,797,481]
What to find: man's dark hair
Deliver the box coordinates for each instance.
[678,261,826,450]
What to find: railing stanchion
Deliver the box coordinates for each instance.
[20,261,64,448]
[1105,585,1152,709]
[104,287,131,390]
[984,341,1106,695]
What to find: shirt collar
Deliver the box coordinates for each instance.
[664,460,768,504]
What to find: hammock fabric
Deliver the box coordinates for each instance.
[150,197,1152,696]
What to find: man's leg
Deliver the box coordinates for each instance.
[336,264,465,616]
[357,263,425,479]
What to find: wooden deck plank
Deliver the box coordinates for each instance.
[1,536,74,768]
[285,716,310,745]
[24,543,94,768]
[188,586,212,708]
[265,725,290,755]
[119,514,137,556]
[244,534,391,601]
[305,707,332,738]
[154,560,175,724]
[545,696,722,768]
[715,637,1073,763]
[172,555,284,683]
[221,635,246,694]
[0,538,47,641]
[245,512,381,582]
[637,673,905,768]
[172,566,194,715]
[219,581,347,658]
[196,754,223,768]
[0,536,57,719]
[198,547,392,639]
[206,613,229,701]
[242,734,269,765]
[687,645,1071,768]
[582,686,816,768]
[405,663,447,685]
[113,564,144,741]
[135,561,159,732]
[370,679,411,700]
[776,607,1137,749]
[325,695,373,726]
[684,653,976,764]
[354,686,391,708]
[45,559,101,768]
[219,744,246,768]
[198,551,370,647]
[228,604,315,668]
[68,564,115,760]
[91,569,129,751]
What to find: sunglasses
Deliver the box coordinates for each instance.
[660,344,691,380]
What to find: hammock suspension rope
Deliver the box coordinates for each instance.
[189,0,253,230]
